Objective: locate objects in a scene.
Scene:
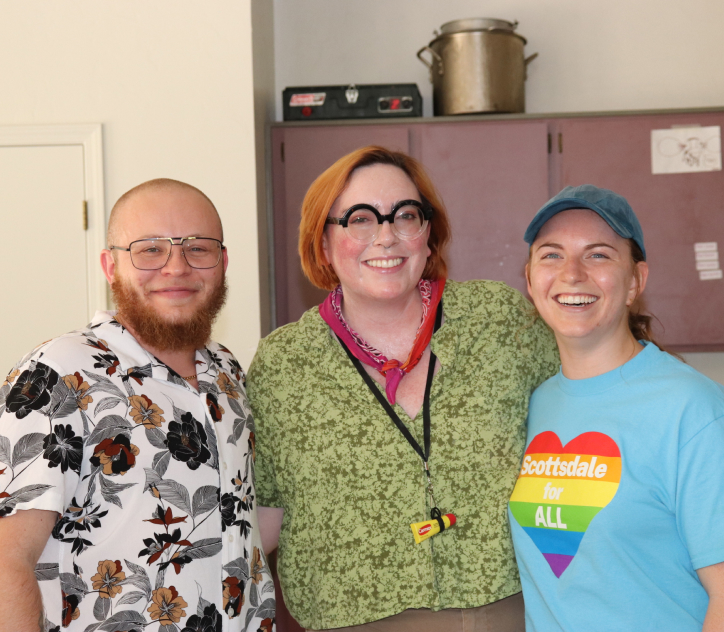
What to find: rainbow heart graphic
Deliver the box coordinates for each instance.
[510,431,621,577]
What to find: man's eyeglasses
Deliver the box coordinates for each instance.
[110,237,225,270]
[324,199,433,243]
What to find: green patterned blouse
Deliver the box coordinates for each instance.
[247,280,559,629]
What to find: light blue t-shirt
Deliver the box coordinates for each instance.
[509,342,724,631]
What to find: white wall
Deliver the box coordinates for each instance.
[272,0,724,384]
[0,1,266,368]
[273,0,724,119]
[681,353,724,386]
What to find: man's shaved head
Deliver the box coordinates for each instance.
[107,178,223,247]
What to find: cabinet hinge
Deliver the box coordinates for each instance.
[558,133,563,154]
[82,200,88,231]
[281,142,285,163]
[547,133,552,154]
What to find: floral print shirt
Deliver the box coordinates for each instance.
[0,311,275,632]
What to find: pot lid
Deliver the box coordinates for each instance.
[439,17,518,34]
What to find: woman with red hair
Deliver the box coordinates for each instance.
[247,146,558,631]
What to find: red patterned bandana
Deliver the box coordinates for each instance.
[319,279,445,405]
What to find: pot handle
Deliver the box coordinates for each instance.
[416,46,443,82]
[524,52,539,79]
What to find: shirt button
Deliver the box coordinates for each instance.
[228,534,234,542]
[223,462,228,470]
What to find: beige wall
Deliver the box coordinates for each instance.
[0,1,267,368]
[272,0,724,384]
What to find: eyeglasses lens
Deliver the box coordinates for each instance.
[393,205,426,237]
[346,209,378,241]
[346,206,426,242]
[129,238,222,270]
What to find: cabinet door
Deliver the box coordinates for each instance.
[272,125,410,326]
[556,113,724,350]
[418,121,550,295]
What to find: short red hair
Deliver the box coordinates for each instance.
[299,146,452,290]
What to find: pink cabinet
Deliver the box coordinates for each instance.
[270,108,724,350]
[553,112,724,349]
[417,120,549,294]
[270,119,550,320]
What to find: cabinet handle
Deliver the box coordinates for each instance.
[558,133,563,154]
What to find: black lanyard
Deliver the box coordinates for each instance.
[336,301,444,518]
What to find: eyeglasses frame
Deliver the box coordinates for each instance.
[324,199,433,241]
[109,236,226,270]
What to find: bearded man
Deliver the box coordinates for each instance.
[0,179,275,631]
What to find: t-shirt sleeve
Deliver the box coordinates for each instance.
[246,340,283,508]
[0,354,84,518]
[676,413,724,570]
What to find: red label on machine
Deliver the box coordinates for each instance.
[290,93,326,107]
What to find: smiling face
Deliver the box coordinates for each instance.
[526,209,647,350]
[321,163,432,304]
[100,184,228,350]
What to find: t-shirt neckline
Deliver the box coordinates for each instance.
[555,340,656,396]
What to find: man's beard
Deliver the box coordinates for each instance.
[111,274,228,352]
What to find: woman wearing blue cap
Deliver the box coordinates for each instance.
[508,184,724,631]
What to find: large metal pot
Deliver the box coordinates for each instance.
[417,18,537,116]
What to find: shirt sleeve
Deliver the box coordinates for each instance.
[676,413,724,570]
[527,314,560,390]
[0,353,84,518]
[246,340,283,508]
[503,284,560,391]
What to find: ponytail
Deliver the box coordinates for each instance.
[628,241,682,359]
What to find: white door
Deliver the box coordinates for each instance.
[0,144,89,376]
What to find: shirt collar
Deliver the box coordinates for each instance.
[430,283,457,369]
[555,340,656,396]
[89,310,220,389]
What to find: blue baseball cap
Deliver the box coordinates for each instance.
[524,184,646,260]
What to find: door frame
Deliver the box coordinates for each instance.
[0,124,106,319]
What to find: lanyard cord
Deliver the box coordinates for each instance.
[336,302,443,511]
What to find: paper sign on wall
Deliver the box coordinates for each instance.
[651,126,722,174]
[694,242,722,281]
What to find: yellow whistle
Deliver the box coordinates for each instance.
[410,513,456,544]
